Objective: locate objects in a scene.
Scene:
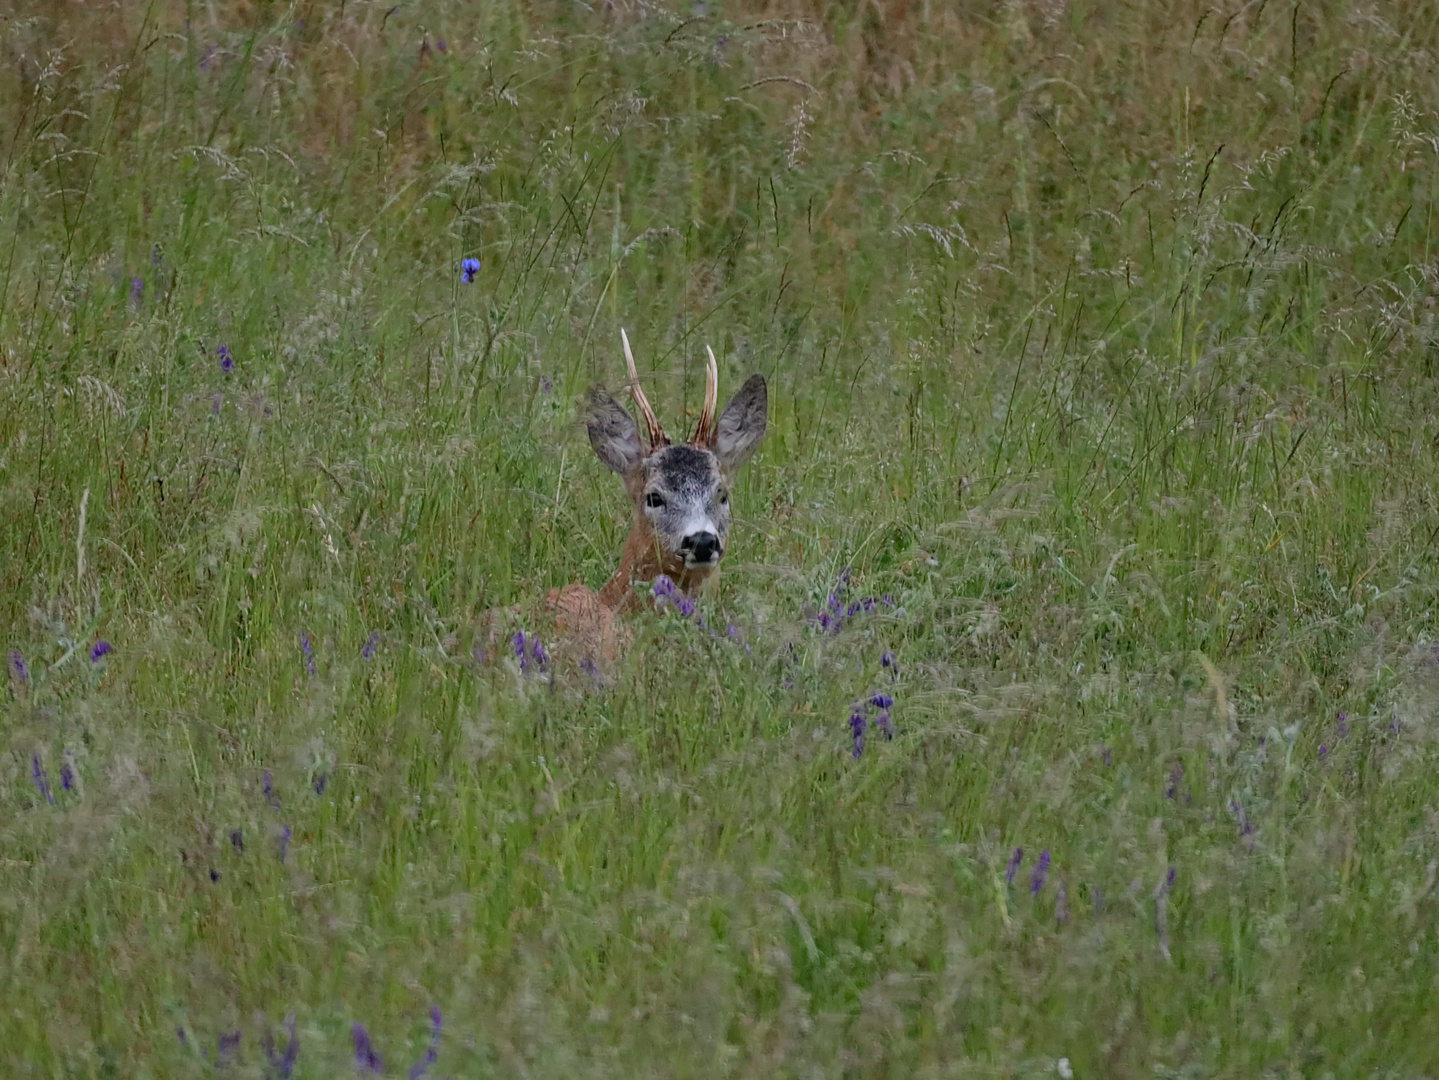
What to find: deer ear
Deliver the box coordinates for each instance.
[585,387,645,475]
[713,374,767,473]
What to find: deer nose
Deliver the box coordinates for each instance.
[681,531,721,564]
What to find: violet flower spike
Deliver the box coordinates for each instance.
[217,344,234,372]
[675,595,696,618]
[301,632,316,676]
[849,712,866,759]
[1031,849,1050,896]
[10,649,28,682]
[1005,847,1023,886]
[652,574,676,599]
[362,631,380,660]
[217,1030,241,1068]
[129,277,143,309]
[352,1023,384,1073]
[32,754,54,805]
[263,1012,299,1078]
[1337,710,1350,740]
[408,1006,442,1079]
[460,257,481,284]
[513,631,528,671]
[875,711,893,739]
[90,640,112,663]
[60,750,75,792]
[277,824,291,863]
[869,693,893,709]
[264,770,281,810]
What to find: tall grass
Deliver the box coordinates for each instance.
[4,0,1439,1074]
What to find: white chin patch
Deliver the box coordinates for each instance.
[684,552,722,568]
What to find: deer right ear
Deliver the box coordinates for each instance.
[585,388,645,475]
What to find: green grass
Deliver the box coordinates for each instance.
[4,0,1439,1074]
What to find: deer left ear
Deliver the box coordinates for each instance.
[713,374,767,474]
[585,387,644,476]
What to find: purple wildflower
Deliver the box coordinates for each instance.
[32,754,54,805]
[652,574,676,599]
[9,649,27,682]
[530,636,549,668]
[869,693,893,709]
[875,711,893,739]
[263,1013,299,1078]
[1318,743,1328,762]
[881,649,896,679]
[264,771,281,810]
[90,640,113,663]
[1165,761,1183,799]
[1031,849,1050,896]
[1391,714,1402,736]
[460,257,481,283]
[301,632,316,676]
[849,711,866,759]
[216,1030,241,1068]
[675,595,696,618]
[313,771,328,796]
[278,824,291,863]
[435,39,447,51]
[580,656,604,688]
[513,631,528,671]
[1229,799,1254,837]
[217,344,234,372]
[60,750,75,792]
[151,244,162,266]
[353,1023,384,1073]
[540,374,553,395]
[1005,847,1023,886]
[1337,711,1350,740]
[408,1006,442,1079]
[230,829,244,854]
[362,631,380,660]
[130,276,143,309]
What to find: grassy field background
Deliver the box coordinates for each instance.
[5,0,1439,1074]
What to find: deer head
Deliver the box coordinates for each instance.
[585,329,767,603]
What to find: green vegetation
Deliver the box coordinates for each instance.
[4,0,1439,1074]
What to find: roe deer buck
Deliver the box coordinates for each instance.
[541,329,768,659]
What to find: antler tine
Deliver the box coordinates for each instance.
[692,344,720,447]
[621,327,668,450]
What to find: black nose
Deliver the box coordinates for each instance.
[681,531,721,563]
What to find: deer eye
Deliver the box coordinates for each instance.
[719,491,730,506]
[645,491,666,509]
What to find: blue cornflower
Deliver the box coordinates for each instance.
[849,711,866,759]
[362,631,380,660]
[32,754,54,805]
[460,258,481,284]
[10,649,28,682]
[1005,847,1023,886]
[263,1013,299,1078]
[353,1023,384,1073]
[1031,849,1050,896]
[90,640,112,663]
[217,344,234,372]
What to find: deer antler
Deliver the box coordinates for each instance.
[621,328,668,450]
[691,344,719,447]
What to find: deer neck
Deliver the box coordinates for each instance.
[598,513,713,611]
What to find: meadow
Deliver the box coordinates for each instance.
[4,0,1439,1074]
